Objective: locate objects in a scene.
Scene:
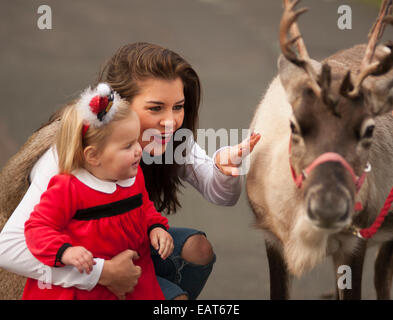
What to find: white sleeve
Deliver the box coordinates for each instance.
[0,146,104,291]
[178,139,243,206]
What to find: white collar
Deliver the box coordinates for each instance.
[73,168,136,194]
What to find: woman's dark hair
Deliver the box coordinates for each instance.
[97,42,201,214]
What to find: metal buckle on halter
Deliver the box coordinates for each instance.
[364,162,372,173]
[347,226,364,239]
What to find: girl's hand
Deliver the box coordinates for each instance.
[150,228,174,260]
[61,246,96,274]
[215,132,261,176]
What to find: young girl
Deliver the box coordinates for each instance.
[22,83,173,300]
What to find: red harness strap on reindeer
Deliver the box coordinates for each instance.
[288,135,393,239]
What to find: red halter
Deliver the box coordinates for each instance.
[289,152,368,193]
[288,137,368,195]
[288,135,392,239]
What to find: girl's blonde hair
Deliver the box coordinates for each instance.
[56,97,132,174]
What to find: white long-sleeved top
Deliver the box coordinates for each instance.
[0,139,242,291]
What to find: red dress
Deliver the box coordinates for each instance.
[23,166,168,300]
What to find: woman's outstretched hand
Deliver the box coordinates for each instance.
[215,132,261,176]
[98,249,142,300]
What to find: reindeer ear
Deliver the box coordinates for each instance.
[278,55,322,101]
[364,75,393,116]
[278,55,303,91]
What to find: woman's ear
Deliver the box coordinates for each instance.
[84,146,101,167]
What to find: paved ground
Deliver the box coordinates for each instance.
[0,0,391,299]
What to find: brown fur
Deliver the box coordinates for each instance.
[0,120,60,220]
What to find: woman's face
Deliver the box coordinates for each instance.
[129,77,185,156]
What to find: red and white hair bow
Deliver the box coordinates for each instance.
[77,83,121,136]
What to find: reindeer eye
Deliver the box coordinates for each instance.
[290,121,299,135]
[304,87,315,98]
[363,125,375,139]
[360,118,375,140]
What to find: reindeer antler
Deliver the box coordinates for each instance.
[281,0,309,62]
[280,0,322,97]
[347,0,393,98]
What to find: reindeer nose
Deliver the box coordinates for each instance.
[307,190,350,228]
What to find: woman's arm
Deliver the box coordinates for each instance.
[179,133,260,206]
[179,139,242,206]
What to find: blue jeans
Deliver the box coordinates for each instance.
[151,227,216,300]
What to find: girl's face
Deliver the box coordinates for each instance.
[129,77,185,156]
[96,112,142,181]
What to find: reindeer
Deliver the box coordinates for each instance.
[246,0,393,299]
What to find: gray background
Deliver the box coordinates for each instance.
[0,0,391,299]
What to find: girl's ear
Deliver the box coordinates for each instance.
[84,146,101,167]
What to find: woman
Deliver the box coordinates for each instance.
[0,42,260,300]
